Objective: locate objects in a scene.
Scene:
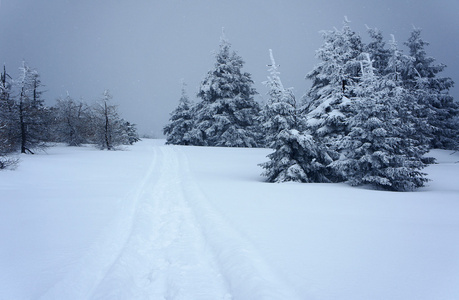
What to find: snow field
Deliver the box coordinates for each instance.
[40,145,160,299]
[1,140,459,300]
[2,140,299,299]
[183,145,459,300]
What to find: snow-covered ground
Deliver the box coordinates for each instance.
[0,139,458,300]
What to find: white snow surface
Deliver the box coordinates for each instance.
[1,139,458,300]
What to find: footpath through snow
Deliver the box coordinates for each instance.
[38,142,300,300]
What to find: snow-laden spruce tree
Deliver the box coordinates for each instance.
[119,120,140,145]
[332,52,428,191]
[259,49,298,148]
[364,26,391,75]
[260,129,333,183]
[163,82,195,145]
[403,28,458,149]
[304,18,363,159]
[259,50,332,183]
[386,35,433,155]
[191,32,261,147]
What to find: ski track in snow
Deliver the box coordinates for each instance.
[40,144,299,300]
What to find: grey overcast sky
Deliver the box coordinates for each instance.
[1,0,458,136]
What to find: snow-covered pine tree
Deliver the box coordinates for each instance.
[260,129,333,183]
[364,26,391,75]
[333,52,429,191]
[119,120,140,145]
[304,18,364,160]
[259,50,332,183]
[259,49,297,148]
[163,82,195,145]
[385,34,432,152]
[403,28,458,149]
[192,32,261,147]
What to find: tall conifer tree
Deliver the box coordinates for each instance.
[304,19,363,158]
[364,27,391,75]
[260,50,332,183]
[332,53,428,191]
[191,31,261,147]
[403,28,458,149]
[163,82,194,145]
[259,49,297,148]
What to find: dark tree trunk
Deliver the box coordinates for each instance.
[104,101,111,150]
[19,89,27,154]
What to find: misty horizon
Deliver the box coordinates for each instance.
[1,0,458,136]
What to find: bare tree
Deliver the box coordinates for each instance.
[92,90,124,150]
[16,61,48,154]
[53,94,91,146]
[0,65,17,154]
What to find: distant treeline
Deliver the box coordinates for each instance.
[0,62,139,169]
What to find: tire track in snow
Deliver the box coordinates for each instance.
[89,146,231,300]
[39,145,160,300]
[176,148,302,300]
[41,143,300,299]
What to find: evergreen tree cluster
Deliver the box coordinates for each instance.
[164,34,262,148]
[164,22,458,191]
[0,61,139,168]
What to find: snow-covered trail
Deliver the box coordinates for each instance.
[40,143,299,300]
[90,146,230,299]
